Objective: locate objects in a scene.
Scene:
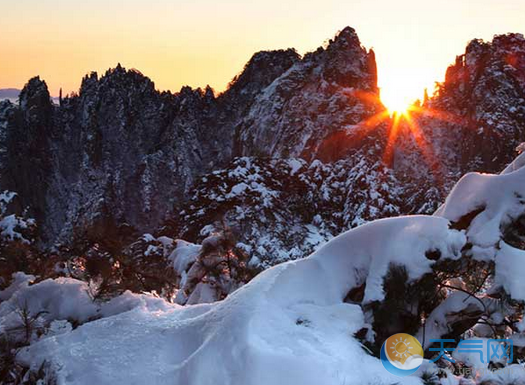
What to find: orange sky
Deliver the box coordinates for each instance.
[1,0,524,108]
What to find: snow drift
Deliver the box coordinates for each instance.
[20,218,459,385]
[13,153,525,384]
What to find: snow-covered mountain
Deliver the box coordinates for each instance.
[0,27,382,248]
[0,54,298,244]
[3,26,525,385]
[1,28,525,267]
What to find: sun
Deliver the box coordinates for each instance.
[380,89,412,116]
[386,101,411,116]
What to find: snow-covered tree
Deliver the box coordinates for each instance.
[0,191,36,287]
[171,226,252,305]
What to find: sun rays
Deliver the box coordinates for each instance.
[319,88,466,184]
[382,104,448,181]
[343,89,466,183]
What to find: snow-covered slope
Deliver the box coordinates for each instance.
[178,155,404,268]
[20,218,460,385]
[15,150,525,385]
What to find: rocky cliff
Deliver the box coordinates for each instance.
[1,28,525,266]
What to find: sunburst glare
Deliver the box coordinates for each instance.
[380,88,414,116]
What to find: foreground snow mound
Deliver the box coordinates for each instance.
[435,154,525,300]
[18,152,525,385]
[19,216,467,385]
[436,157,525,251]
[0,274,178,344]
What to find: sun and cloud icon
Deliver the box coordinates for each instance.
[380,333,424,376]
[389,335,414,362]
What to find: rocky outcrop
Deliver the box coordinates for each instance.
[423,33,525,173]
[0,78,53,223]
[236,27,383,161]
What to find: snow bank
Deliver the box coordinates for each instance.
[495,242,525,301]
[435,158,525,260]
[478,364,525,385]
[501,149,525,174]
[0,190,35,243]
[452,338,508,371]
[0,277,98,333]
[100,291,179,318]
[0,274,178,343]
[416,292,482,348]
[0,271,34,301]
[18,215,469,385]
[16,154,525,385]
[309,215,464,304]
[168,239,201,275]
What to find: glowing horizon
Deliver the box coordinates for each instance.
[1,0,524,107]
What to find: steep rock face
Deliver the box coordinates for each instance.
[0,51,301,243]
[386,33,525,222]
[0,78,53,224]
[46,67,183,243]
[236,27,383,161]
[423,33,525,173]
[1,70,216,243]
[222,49,301,107]
[0,101,15,177]
[212,49,301,162]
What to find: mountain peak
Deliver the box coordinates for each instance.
[101,64,153,86]
[319,27,377,91]
[18,76,52,113]
[77,64,156,99]
[331,26,360,47]
[224,49,299,98]
[492,32,525,47]
[464,33,525,62]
